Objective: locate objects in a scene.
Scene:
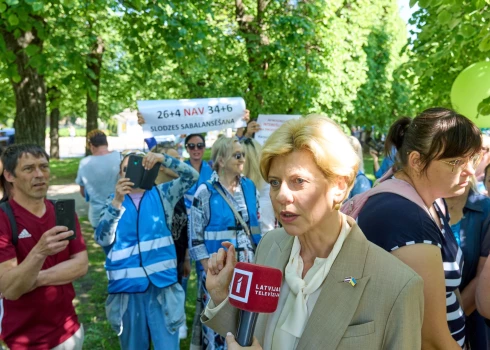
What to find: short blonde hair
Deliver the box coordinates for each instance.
[241,138,265,190]
[260,114,359,199]
[211,136,239,172]
[348,136,364,173]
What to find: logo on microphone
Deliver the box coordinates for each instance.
[229,268,253,303]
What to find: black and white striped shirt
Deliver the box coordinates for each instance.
[358,194,465,347]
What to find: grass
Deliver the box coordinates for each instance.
[73,217,119,349]
[50,158,82,185]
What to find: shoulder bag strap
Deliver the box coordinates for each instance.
[0,201,18,246]
[213,183,251,237]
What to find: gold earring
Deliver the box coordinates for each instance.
[334,202,341,210]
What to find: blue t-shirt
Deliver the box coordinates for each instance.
[348,171,372,199]
[374,147,397,179]
[76,151,121,227]
[358,193,466,347]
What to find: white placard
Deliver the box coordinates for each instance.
[137,97,247,137]
[255,114,302,145]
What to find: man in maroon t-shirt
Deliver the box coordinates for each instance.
[0,144,88,350]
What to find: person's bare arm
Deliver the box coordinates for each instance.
[369,149,380,173]
[0,227,73,300]
[36,250,88,287]
[461,257,486,315]
[79,186,85,198]
[392,244,461,350]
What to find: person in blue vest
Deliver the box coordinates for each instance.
[183,133,214,211]
[189,136,262,350]
[94,149,198,350]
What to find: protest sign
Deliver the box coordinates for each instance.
[137,97,247,137]
[255,114,301,145]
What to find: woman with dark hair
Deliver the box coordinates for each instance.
[183,133,213,210]
[357,108,483,349]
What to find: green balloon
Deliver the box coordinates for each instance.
[451,61,490,128]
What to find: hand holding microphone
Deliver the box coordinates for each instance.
[206,242,237,305]
[206,242,282,348]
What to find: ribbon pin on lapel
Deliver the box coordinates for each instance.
[343,276,357,287]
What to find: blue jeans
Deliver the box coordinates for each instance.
[106,284,184,350]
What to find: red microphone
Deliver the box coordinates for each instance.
[228,262,283,346]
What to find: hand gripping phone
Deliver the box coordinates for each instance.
[54,199,76,240]
[125,155,160,190]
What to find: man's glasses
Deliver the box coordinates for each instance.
[232,152,246,160]
[186,143,205,150]
[439,152,483,173]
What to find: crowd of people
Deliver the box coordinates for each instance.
[1,107,490,350]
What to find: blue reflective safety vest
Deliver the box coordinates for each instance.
[203,177,261,256]
[184,160,213,210]
[104,187,178,293]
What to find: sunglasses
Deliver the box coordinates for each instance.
[232,152,246,160]
[186,143,205,150]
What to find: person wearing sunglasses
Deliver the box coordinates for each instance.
[357,108,483,349]
[183,134,213,211]
[188,136,261,350]
[95,149,199,350]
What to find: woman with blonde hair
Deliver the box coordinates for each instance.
[241,137,276,233]
[189,136,262,349]
[201,114,423,349]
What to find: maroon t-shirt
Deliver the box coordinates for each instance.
[0,199,87,350]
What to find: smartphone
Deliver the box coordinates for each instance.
[125,155,160,190]
[125,155,144,188]
[140,162,161,190]
[54,199,76,240]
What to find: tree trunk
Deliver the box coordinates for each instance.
[48,86,60,159]
[85,36,104,155]
[235,0,269,109]
[1,28,46,146]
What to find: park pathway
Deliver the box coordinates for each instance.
[47,183,88,218]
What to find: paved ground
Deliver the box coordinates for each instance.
[47,183,89,218]
[45,136,147,158]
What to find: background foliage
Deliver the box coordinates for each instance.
[0,0,412,145]
[0,0,489,145]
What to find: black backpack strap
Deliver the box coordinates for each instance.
[0,201,18,246]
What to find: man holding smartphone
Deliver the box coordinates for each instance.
[0,144,88,350]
